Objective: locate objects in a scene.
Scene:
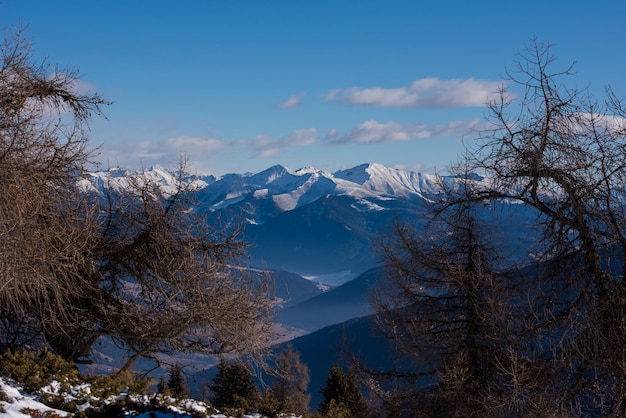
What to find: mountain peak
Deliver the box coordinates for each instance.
[333,163,433,197]
[250,164,294,185]
[333,163,372,185]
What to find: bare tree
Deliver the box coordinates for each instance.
[85,163,276,372]
[265,344,310,416]
[0,25,275,373]
[467,39,626,415]
[365,40,626,417]
[0,24,107,353]
[368,172,528,416]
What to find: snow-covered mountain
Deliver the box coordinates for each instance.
[194,162,447,215]
[80,165,214,196]
[84,162,538,277]
[84,162,455,214]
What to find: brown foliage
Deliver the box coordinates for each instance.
[0,24,106,354]
[367,40,626,416]
[367,39,626,416]
[0,25,275,372]
[266,344,310,416]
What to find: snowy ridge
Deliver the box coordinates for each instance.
[82,162,471,215]
[334,163,444,197]
[195,162,460,213]
[0,378,291,418]
[79,166,215,197]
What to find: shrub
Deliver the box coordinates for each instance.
[0,349,79,392]
[85,370,151,400]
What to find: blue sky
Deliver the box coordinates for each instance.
[2,1,625,176]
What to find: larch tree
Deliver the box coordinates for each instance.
[467,39,626,415]
[368,168,539,416]
[367,40,626,417]
[0,25,275,373]
[0,24,107,354]
[75,165,275,371]
[266,344,311,416]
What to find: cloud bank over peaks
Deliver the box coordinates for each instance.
[250,118,479,157]
[328,119,481,144]
[98,117,479,172]
[97,134,226,171]
[324,77,503,108]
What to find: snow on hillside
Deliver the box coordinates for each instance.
[0,378,298,418]
[1,379,69,417]
[81,162,465,214]
[79,166,215,197]
[75,162,448,218]
[334,162,443,197]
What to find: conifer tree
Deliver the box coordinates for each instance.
[0,24,275,370]
[370,171,517,415]
[157,375,167,394]
[465,40,626,414]
[209,360,260,414]
[167,364,187,398]
[318,366,367,417]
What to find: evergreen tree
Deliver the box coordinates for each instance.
[314,399,352,418]
[318,366,367,417]
[167,364,187,398]
[209,360,260,414]
[157,375,167,394]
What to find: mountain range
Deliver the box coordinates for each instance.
[83,162,543,407]
[86,162,537,278]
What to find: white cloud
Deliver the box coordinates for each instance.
[96,135,226,170]
[69,78,100,96]
[94,116,482,173]
[165,135,224,152]
[283,127,318,146]
[275,92,306,109]
[571,112,626,136]
[328,119,480,144]
[252,128,319,157]
[324,77,503,108]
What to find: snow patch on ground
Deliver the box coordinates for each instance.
[1,378,69,417]
[0,378,301,418]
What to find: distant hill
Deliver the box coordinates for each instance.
[189,315,394,411]
[246,268,325,308]
[274,266,384,331]
[284,315,391,410]
[83,162,544,404]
